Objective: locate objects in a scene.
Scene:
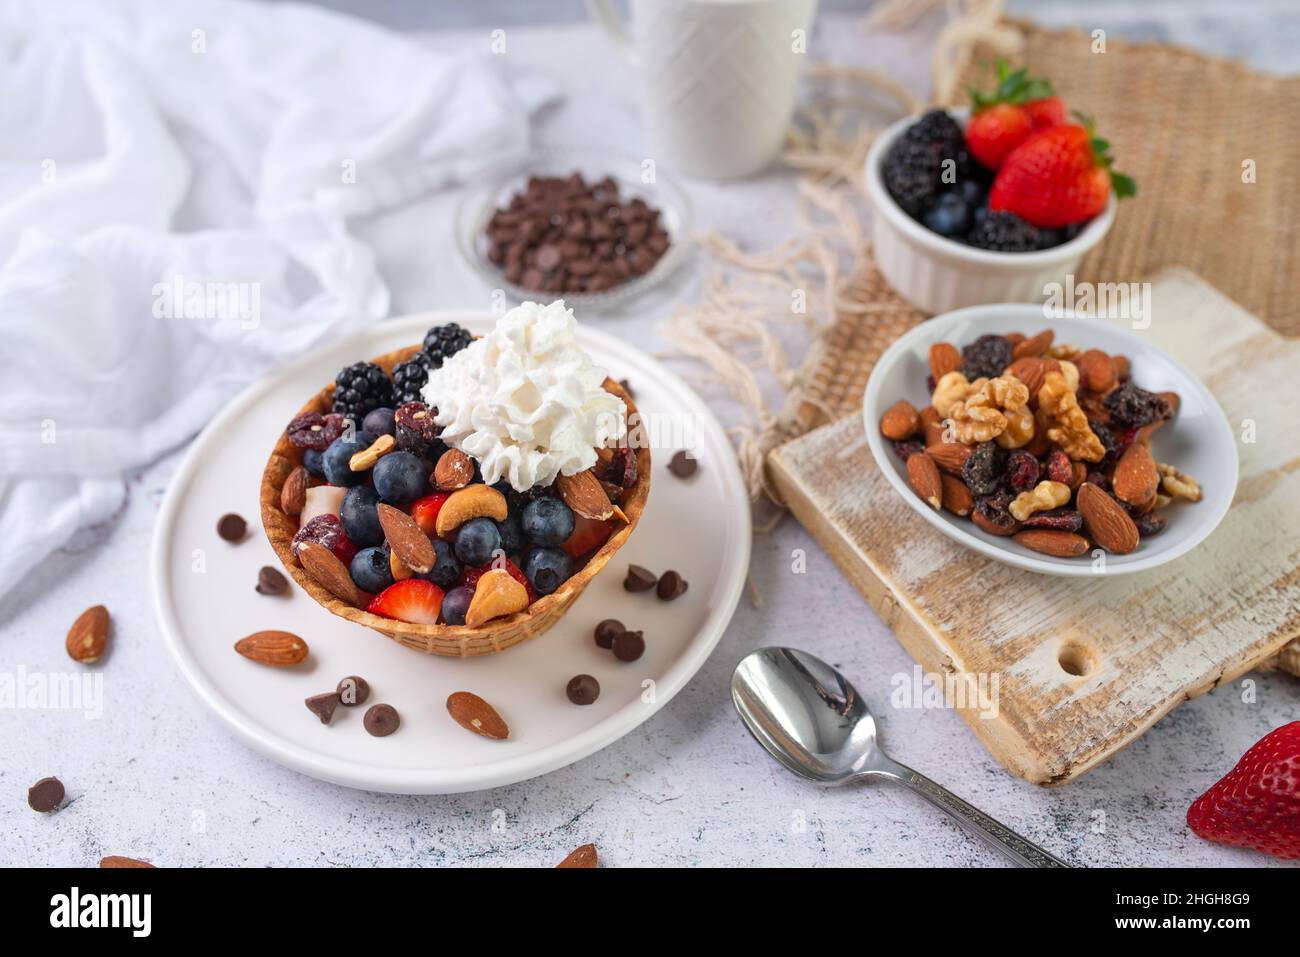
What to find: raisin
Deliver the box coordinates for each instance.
[286,412,347,450]
[1136,512,1168,537]
[1004,449,1041,492]
[393,401,442,457]
[613,446,638,489]
[1104,383,1171,429]
[892,440,926,462]
[1084,471,1110,492]
[973,492,1018,535]
[1091,422,1119,464]
[961,335,1014,380]
[961,441,1005,496]
[1044,449,1072,485]
[1021,508,1084,532]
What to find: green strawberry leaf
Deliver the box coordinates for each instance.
[971,58,1056,112]
[1072,112,1137,199]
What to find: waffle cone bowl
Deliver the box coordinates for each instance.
[260,343,651,657]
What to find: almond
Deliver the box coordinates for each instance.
[280,466,308,517]
[939,475,973,516]
[1112,354,1130,378]
[919,406,945,446]
[928,342,962,381]
[1013,529,1091,557]
[906,452,942,510]
[1012,329,1054,359]
[434,448,474,491]
[973,508,1018,537]
[66,605,110,664]
[1006,356,1059,399]
[378,503,436,573]
[1077,483,1140,555]
[100,856,155,868]
[434,484,508,538]
[1077,349,1117,393]
[348,433,395,471]
[465,567,529,627]
[925,442,972,476]
[298,542,365,605]
[555,469,614,520]
[1111,442,1159,508]
[446,691,510,740]
[557,844,598,868]
[879,400,920,441]
[234,630,309,666]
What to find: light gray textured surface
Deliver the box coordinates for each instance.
[3,10,1298,868]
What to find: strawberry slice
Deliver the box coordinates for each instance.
[460,558,538,603]
[1187,721,1300,860]
[562,516,614,559]
[366,578,444,625]
[410,492,451,536]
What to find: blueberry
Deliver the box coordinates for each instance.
[454,517,501,567]
[959,179,985,208]
[521,496,574,547]
[350,546,394,593]
[362,407,396,437]
[522,547,574,596]
[497,511,526,556]
[970,203,989,233]
[303,448,325,477]
[340,486,384,547]
[424,539,462,589]
[322,431,376,486]
[373,451,428,504]
[440,585,473,626]
[922,191,970,238]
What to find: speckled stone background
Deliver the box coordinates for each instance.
[3,3,1298,868]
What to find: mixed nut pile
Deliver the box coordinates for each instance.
[879,329,1202,559]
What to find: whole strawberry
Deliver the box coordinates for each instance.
[989,117,1135,228]
[1187,721,1300,860]
[965,60,1063,171]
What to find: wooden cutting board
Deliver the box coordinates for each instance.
[767,269,1300,785]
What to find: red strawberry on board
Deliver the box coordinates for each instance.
[965,60,1061,170]
[367,578,444,625]
[988,116,1136,228]
[1187,721,1300,860]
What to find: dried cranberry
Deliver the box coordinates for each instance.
[1004,449,1041,492]
[286,412,347,450]
[1136,512,1168,537]
[292,513,356,565]
[961,441,1005,496]
[961,335,1014,380]
[614,445,638,489]
[1114,425,1141,455]
[925,373,937,394]
[393,401,441,457]
[892,440,926,462]
[1044,449,1072,485]
[1020,508,1084,532]
[1104,383,1171,429]
[973,493,1017,535]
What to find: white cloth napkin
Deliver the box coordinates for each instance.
[0,0,555,600]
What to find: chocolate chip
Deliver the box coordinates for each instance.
[656,570,688,601]
[305,692,340,725]
[623,565,657,592]
[256,566,288,596]
[217,513,247,542]
[28,776,64,813]
[336,675,371,707]
[668,451,698,479]
[364,703,400,737]
[594,618,624,649]
[612,630,645,662]
[566,674,600,705]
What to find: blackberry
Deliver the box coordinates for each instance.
[1104,383,1171,429]
[422,323,473,368]
[967,211,1039,252]
[332,361,394,421]
[961,334,1013,380]
[392,353,432,406]
[882,109,969,219]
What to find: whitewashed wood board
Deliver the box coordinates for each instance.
[767,269,1300,784]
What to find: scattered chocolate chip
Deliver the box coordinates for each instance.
[28,776,64,813]
[623,565,657,592]
[364,703,400,737]
[612,630,645,662]
[255,566,288,596]
[336,675,371,707]
[668,450,698,479]
[305,692,341,725]
[656,570,688,601]
[594,618,624,649]
[566,674,600,705]
[217,513,247,542]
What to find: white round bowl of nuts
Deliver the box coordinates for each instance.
[862,304,1237,576]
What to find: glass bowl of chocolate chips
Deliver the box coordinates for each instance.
[455,150,692,308]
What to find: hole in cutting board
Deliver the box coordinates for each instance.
[1058,641,1098,677]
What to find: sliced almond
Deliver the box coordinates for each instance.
[434,484,508,538]
[555,470,614,521]
[66,605,110,664]
[280,466,308,517]
[234,630,309,667]
[446,691,510,740]
[1077,483,1140,555]
[348,433,395,472]
[464,568,529,627]
[378,503,436,574]
[557,844,598,868]
[434,448,475,491]
[298,542,365,605]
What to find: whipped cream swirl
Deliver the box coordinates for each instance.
[422,300,626,492]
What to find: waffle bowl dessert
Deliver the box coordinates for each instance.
[260,302,650,657]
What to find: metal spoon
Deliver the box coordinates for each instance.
[731,646,1070,868]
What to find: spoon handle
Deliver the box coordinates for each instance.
[871,759,1071,868]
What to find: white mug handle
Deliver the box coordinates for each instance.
[585,0,637,63]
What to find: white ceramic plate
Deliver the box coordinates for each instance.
[151,312,750,793]
[862,304,1237,576]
